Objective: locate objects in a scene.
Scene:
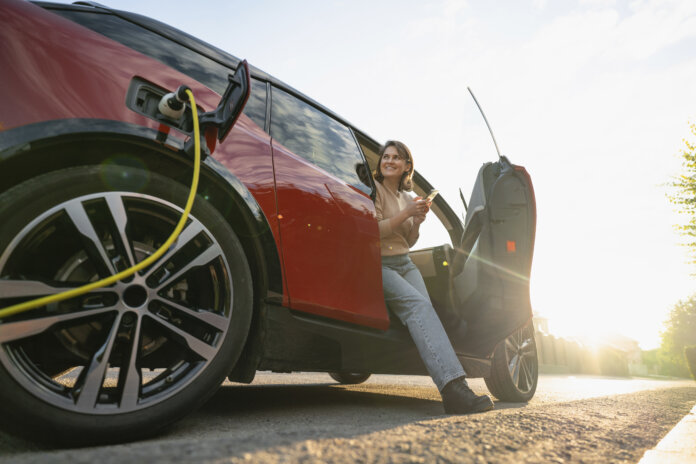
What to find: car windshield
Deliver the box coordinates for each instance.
[415,96,501,249]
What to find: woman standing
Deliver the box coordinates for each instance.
[374,140,494,414]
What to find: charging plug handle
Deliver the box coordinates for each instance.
[176,85,191,102]
[158,85,191,120]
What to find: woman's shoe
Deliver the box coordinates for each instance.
[440,377,495,414]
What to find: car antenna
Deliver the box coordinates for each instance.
[459,188,468,213]
[467,87,501,159]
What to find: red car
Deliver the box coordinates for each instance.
[0,0,538,444]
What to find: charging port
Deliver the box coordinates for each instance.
[126,77,194,134]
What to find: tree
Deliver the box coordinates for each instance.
[660,294,696,378]
[685,345,696,380]
[668,122,696,266]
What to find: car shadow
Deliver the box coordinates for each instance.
[198,382,444,415]
[152,381,507,459]
[0,380,529,458]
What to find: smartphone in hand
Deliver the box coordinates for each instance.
[425,190,439,202]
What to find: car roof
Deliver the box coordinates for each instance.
[33,1,381,147]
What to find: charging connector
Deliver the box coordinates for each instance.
[158,85,191,120]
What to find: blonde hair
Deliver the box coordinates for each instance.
[374,140,414,191]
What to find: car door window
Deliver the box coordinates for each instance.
[242,79,268,130]
[270,86,371,194]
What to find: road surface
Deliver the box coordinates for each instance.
[1,373,694,463]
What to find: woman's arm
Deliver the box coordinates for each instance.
[385,205,417,234]
[376,194,426,238]
[406,198,431,247]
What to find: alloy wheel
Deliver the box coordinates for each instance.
[0,191,234,414]
[503,326,538,395]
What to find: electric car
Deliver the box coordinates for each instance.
[0,0,538,444]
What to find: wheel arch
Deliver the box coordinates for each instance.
[0,119,283,308]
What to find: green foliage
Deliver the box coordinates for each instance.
[641,347,689,377]
[641,349,658,371]
[658,349,689,378]
[660,294,696,378]
[668,122,696,266]
[685,345,696,380]
[664,124,696,378]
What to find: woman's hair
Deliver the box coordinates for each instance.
[374,140,414,191]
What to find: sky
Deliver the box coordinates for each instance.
[54,0,696,349]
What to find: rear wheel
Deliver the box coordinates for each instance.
[484,324,538,402]
[329,372,371,384]
[0,165,253,445]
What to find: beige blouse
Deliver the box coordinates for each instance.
[374,180,418,256]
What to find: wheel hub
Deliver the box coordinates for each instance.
[123,284,148,308]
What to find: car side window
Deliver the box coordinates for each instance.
[50,9,267,130]
[270,86,371,194]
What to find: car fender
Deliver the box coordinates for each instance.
[0,118,283,303]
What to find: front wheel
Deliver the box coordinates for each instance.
[0,165,253,445]
[484,323,538,402]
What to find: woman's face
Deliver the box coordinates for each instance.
[380,145,410,182]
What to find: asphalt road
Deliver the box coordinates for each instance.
[1,373,694,463]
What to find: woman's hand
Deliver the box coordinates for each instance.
[411,196,431,226]
[412,196,431,217]
[406,197,428,218]
[387,196,431,236]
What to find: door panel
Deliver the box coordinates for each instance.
[410,158,536,358]
[271,141,390,329]
[453,159,536,357]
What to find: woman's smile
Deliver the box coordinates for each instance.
[380,146,409,181]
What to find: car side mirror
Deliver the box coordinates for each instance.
[199,59,251,142]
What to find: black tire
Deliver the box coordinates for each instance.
[0,165,253,445]
[329,372,371,384]
[484,323,538,402]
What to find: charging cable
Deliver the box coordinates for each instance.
[0,87,201,320]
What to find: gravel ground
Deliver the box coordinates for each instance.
[0,374,693,463]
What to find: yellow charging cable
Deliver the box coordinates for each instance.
[0,89,201,320]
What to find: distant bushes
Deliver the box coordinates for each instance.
[685,345,696,380]
[642,348,691,378]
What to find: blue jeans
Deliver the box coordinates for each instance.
[381,254,466,391]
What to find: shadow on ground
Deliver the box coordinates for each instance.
[0,380,529,460]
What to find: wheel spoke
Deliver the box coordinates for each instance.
[0,306,118,343]
[119,314,142,409]
[0,279,109,299]
[146,313,216,361]
[526,360,535,386]
[154,245,222,291]
[505,338,518,354]
[64,200,116,276]
[517,361,526,390]
[153,298,229,332]
[520,342,536,358]
[74,313,121,410]
[104,194,136,268]
[519,359,530,390]
[508,352,521,385]
[516,331,525,348]
[143,222,204,279]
